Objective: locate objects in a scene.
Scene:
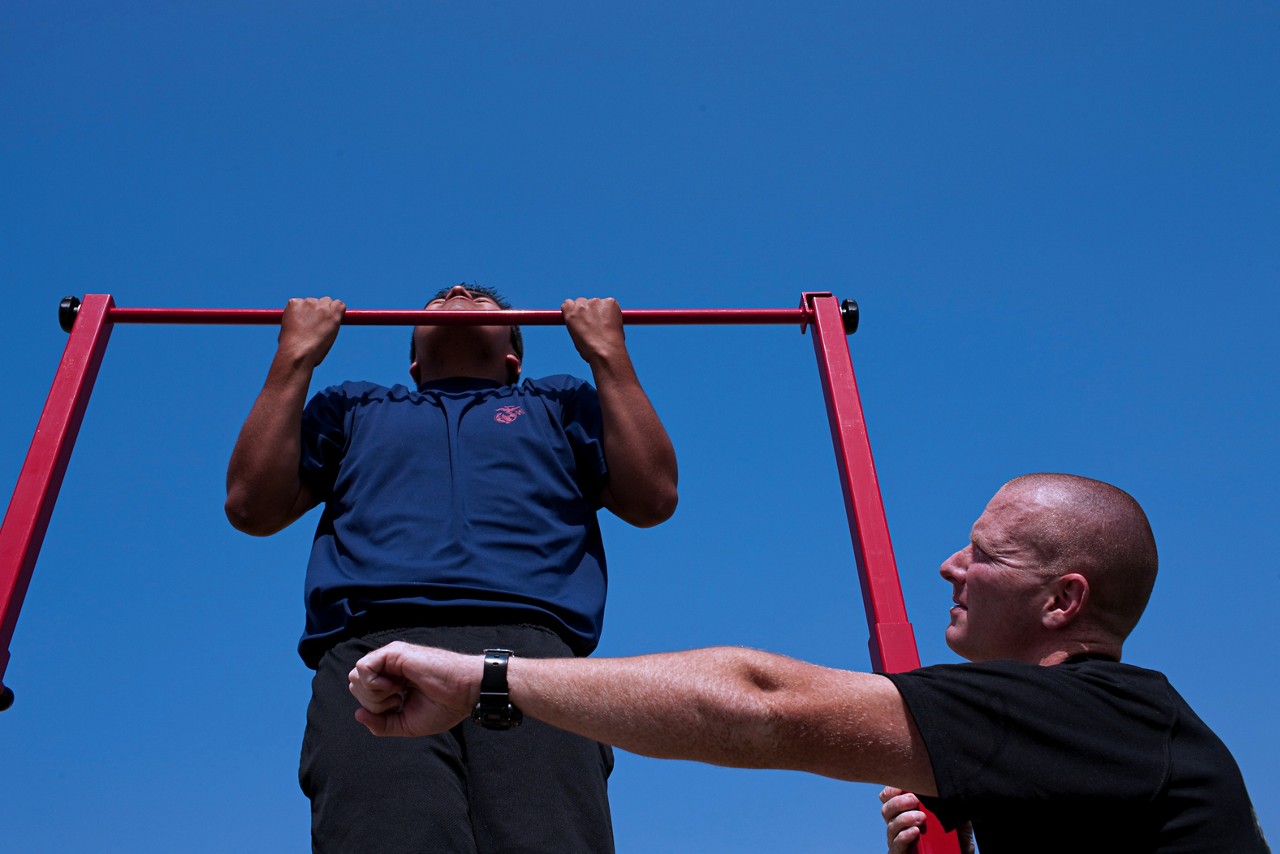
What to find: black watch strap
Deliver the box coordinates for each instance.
[471,649,523,730]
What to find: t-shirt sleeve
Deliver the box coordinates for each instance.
[552,376,608,503]
[298,385,350,500]
[884,662,1171,834]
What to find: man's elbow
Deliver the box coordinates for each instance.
[625,485,680,528]
[648,485,680,527]
[224,493,285,537]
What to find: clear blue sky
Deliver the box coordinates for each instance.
[2,3,1276,851]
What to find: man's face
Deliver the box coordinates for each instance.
[939,485,1057,663]
[410,285,519,384]
[424,285,502,312]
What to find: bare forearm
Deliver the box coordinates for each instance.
[512,649,780,767]
[350,645,785,758]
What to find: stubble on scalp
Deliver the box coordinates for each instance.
[1000,473,1159,640]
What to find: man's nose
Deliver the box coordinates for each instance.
[445,285,472,299]
[939,547,968,581]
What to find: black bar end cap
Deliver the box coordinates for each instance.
[59,296,81,333]
[841,298,859,335]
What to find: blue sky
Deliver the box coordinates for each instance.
[2,3,1276,850]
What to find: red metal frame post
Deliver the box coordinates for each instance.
[0,294,115,709]
[804,292,919,672]
[803,292,958,854]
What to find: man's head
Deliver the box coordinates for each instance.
[939,473,1158,664]
[409,284,524,386]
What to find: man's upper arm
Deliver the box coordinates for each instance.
[235,385,337,536]
[225,375,338,537]
[779,670,938,795]
[284,479,322,528]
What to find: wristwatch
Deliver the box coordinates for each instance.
[471,649,523,730]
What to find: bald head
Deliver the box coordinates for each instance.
[999,473,1159,641]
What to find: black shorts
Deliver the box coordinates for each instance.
[299,623,615,853]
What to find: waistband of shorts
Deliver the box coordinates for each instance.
[346,604,571,643]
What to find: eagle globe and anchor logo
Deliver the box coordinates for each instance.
[494,405,525,424]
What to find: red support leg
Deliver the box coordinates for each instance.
[804,292,959,854]
[0,294,115,710]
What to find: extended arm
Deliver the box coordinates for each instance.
[348,642,937,794]
[562,297,678,527]
[225,297,345,536]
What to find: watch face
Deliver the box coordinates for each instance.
[474,649,522,729]
[472,701,523,730]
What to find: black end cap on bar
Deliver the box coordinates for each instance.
[59,296,81,333]
[0,684,13,712]
[841,298,859,335]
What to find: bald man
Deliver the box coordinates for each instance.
[347,474,1270,853]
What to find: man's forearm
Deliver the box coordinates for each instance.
[511,648,794,768]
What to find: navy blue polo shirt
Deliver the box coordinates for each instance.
[296,375,609,667]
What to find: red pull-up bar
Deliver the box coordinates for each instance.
[1,292,955,852]
[92,306,835,328]
[57,295,858,331]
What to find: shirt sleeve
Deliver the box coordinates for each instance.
[298,385,350,501]
[885,661,1172,834]
[549,376,608,505]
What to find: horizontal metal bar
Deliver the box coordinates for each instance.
[102,306,812,327]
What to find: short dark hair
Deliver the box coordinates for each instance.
[1003,473,1158,640]
[408,283,524,368]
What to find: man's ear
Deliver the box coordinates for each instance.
[506,353,522,381]
[1043,573,1089,629]
[409,361,422,385]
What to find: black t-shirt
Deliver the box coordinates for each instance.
[885,656,1270,853]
